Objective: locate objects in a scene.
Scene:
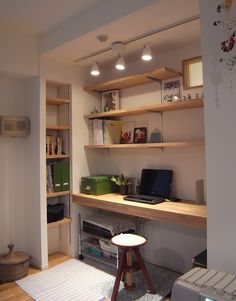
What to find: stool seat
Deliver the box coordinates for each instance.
[111,233,147,248]
[110,233,156,301]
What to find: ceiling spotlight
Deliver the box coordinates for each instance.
[142,44,152,61]
[116,55,125,70]
[90,62,100,76]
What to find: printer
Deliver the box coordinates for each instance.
[172,267,236,301]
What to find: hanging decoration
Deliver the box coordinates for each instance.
[213,0,236,92]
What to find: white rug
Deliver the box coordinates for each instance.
[16,259,113,301]
[17,259,180,301]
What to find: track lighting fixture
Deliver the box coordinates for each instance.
[115,55,125,70]
[90,62,100,76]
[142,44,152,61]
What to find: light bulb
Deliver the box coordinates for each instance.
[142,44,152,61]
[91,62,100,76]
[116,56,125,70]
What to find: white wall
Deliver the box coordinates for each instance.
[0,77,27,253]
[81,42,206,273]
[0,32,42,266]
[0,32,38,77]
[200,1,236,274]
[0,75,43,270]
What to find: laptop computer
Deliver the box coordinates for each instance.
[123,169,173,204]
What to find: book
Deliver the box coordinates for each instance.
[103,120,122,144]
[120,121,135,144]
[61,161,70,191]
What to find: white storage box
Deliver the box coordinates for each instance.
[172,267,236,301]
[99,238,118,254]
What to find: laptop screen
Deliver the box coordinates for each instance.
[139,169,173,198]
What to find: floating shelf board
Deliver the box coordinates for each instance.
[85,99,203,119]
[46,97,70,105]
[84,141,205,149]
[46,154,71,159]
[47,190,71,198]
[47,217,71,229]
[46,125,70,130]
[84,67,182,92]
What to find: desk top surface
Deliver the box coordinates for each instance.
[72,193,207,229]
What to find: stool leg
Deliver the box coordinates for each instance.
[124,249,135,290]
[134,248,156,294]
[111,250,126,301]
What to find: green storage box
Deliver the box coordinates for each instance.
[80,175,117,195]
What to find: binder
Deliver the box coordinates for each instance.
[61,161,70,191]
[52,162,62,192]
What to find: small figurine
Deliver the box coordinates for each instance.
[91,106,98,114]
[187,94,192,100]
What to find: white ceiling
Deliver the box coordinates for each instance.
[0,0,201,66]
[0,0,102,35]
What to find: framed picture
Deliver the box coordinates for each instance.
[120,121,135,144]
[101,90,120,112]
[133,127,147,144]
[162,79,181,103]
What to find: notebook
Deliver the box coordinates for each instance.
[123,169,173,204]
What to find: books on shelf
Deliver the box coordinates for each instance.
[46,135,63,155]
[89,119,122,145]
[103,120,122,144]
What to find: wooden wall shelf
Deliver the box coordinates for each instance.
[84,67,182,92]
[84,141,205,150]
[47,190,71,198]
[46,125,70,130]
[47,217,71,229]
[46,154,71,159]
[84,99,203,119]
[46,97,70,105]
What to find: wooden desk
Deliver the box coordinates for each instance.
[72,193,207,229]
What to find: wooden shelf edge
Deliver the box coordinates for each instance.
[84,99,203,119]
[47,190,71,198]
[47,217,71,229]
[46,154,71,159]
[46,125,70,130]
[46,97,70,105]
[84,67,182,92]
[84,141,205,149]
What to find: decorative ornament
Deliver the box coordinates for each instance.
[213,0,236,97]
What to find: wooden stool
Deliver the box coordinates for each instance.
[110,233,156,301]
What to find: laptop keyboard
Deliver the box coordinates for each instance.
[123,194,165,204]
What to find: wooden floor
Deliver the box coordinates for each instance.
[0,252,171,301]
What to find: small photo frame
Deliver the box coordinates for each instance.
[120,121,135,144]
[133,127,147,144]
[162,79,181,103]
[102,90,120,112]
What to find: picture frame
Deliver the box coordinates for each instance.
[120,121,135,144]
[101,90,120,112]
[161,79,181,103]
[133,127,147,144]
[182,56,203,90]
